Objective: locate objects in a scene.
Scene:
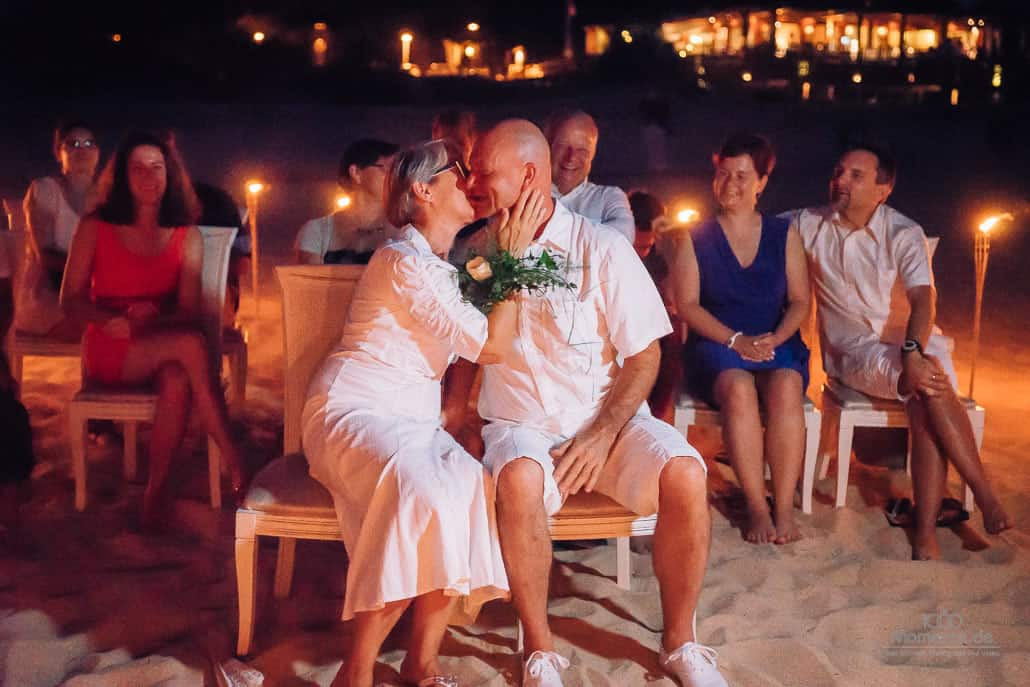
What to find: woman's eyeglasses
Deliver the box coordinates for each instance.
[431,159,468,180]
[63,139,97,150]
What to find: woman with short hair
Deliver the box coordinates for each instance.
[303,140,545,687]
[294,138,399,265]
[671,133,810,545]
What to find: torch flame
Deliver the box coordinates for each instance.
[677,208,700,224]
[979,212,1013,234]
[246,180,265,195]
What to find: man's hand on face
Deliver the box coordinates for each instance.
[551,423,619,500]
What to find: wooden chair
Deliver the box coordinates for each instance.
[222,326,248,414]
[66,226,237,511]
[674,392,822,514]
[236,265,660,656]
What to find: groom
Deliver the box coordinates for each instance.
[446,119,728,687]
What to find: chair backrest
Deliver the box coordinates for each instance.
[1,230,27,295]
[197,226,237,359]
[276,264,364,455]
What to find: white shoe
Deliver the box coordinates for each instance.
[659,642,729,687]
[522,650,569,687]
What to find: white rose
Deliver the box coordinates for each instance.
[466,256,493,281]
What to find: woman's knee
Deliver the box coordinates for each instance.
[154,362,191,401]
[714,371,758,412]
[763,370,804,412]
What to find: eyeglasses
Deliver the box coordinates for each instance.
[431,158,468,180]
[63,138,97,150]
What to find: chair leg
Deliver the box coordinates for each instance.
[69,406,88,512]
[273,537,297,599]
[616,536,631,590]
[235,515,258,656]
[802,409,820,514]
[516,619,524,654]
[122,421,138,481]
[11,350,23,401]
[817,403,839,481]
[208,437,222,509]
[835,417,855,508]
[229,346,247,414]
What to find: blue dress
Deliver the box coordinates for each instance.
[684,214,809,406]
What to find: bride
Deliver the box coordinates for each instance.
[302,139,545,687]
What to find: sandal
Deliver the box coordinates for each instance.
[885,497,970,528]
[416,677,459,687]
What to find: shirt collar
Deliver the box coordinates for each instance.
[828,204,887,244]
[533,200,573,253]
[551,178,590,201]
[400,224,436,256]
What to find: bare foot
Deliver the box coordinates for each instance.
[744,507,777,544]
[912,529,941,560]
[773,508,803,544]
[979,498,1013,535]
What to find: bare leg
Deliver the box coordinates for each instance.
[907,399,946,560]
[655,458,711,651]
[140,363,192,530]
[400,591,459,683]
[756,369,805,544]
[713,370,774,544]
[920,393,1011,534]
[120,329,246,491]
[330,599,411,687]
[495,458,554,655]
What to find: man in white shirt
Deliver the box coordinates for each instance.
[545,110,635,243]
[790,141,1011,560]
[455,119,727,687]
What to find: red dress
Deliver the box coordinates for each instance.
[82,222,189,385]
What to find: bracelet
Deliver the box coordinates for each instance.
[725,331,743,349]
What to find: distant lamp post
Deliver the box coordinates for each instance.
[400,32,413,70]
[335,194,352,210]
[245,180,265,317]
[111,33,122,43]
[467,22,480,32]
[464,44,476,59]
[968,213,1013,396]
[252,31,265,44]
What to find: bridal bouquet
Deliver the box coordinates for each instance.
[457,249,576,313]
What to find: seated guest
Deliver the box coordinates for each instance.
[629,190,679,423]
[789,139,1011,559]
[16,120,100,338]
[61,131,246,529]
[671,133,810,545]
[302,140,544,687]
[294,138,398,265]
[431,109,477,166]
[545,110,635,242]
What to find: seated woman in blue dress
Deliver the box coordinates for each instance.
[670,133,810,545]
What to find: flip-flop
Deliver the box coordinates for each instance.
[885,497,913,527]
[936,497,970,528]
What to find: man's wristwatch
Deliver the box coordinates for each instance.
[901,339,924,356]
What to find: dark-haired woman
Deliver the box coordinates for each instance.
[671,133,810,545]
[16,121,100,338]
[294,138,398,265]
[61,131,246,527]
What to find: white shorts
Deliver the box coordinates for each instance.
[836,333,958,401]
[482,413,705,517]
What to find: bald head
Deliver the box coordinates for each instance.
[466,118,554,219]
[546,111,599,195]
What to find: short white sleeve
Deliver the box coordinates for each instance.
[392,252,488,363]
[600,186,635,243]
[294,216,330,261]
[598,233,673,358]
[894,224,933,291]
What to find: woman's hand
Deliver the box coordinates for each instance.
[497,188,547,258]
[102,316,132,339]
[732,333,775,362]
[126,301,160,323]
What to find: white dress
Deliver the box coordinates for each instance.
[16,177,82,334]
[301,225,509,620]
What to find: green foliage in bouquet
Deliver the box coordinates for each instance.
[456,250,577,313]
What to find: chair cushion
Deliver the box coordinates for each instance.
[242,453,336,517]
[677,390,815,411]
[73,384,158,404]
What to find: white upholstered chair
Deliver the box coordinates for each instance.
[674,392,822,514]
[235,264,659,656]
[66,225,237,511]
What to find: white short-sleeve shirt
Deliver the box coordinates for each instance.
[479,201,673,436]
[791,204,939,381]
[552,180,635,244]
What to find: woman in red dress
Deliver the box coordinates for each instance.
[61,131,246,528]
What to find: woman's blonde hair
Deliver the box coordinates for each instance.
[383,139,461,227]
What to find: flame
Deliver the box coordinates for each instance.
[677,208,700,224]
[336,194,352,209]
[979,213,1013,234]
[246,180,265,195]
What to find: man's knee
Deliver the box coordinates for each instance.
[496,458,546,510]
[659,456,707,502]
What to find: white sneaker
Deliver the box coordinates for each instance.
[659,642,729,687]
[522,650,569,687]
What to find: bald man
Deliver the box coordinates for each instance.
[453,119,728,687]
[545,111,635,243]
